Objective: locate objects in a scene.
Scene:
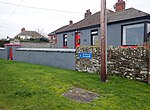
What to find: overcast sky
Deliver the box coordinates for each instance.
[0,0,150,38]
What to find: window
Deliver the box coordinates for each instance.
[63,34,67,46]
[91,29,99,46]
[147,23,150,34]
[122,23,144,45]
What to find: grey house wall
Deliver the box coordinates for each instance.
[80,28,100,46]
[57,34,63,48]
[0,48,5,59]
[57,32,75,49]
[56,19,149,48]
[13,48,76,70]
[107,23,121,46]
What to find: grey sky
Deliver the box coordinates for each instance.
[0,0,150,38]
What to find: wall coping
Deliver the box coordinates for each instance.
[0,48,5,50]
[16,48,76,53]
[5,44,21,46]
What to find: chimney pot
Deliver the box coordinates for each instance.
[84,9,92,18]
[115,0,125,12]
[69,20,73,25]
[21,27,25,32]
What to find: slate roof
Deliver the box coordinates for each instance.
[52,8,150,34]
[48,25,69,36]
[16,31,43,38]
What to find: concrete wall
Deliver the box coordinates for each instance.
[0,44,21,60]
[0,48,5,59]
[13,48,76,70]
[21,42,51,48]
[5,45,21,60]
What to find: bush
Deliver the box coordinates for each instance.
[0,40,9,47]
[21,37,49,43]
[39,37,49,42]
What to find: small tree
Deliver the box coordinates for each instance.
[35,27,47,37]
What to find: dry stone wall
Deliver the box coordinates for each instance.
[76,46,149,83]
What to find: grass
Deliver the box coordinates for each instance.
[0,59,150,110]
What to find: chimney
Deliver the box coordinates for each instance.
[69,20,73,25]
[21,27,25,32]
[114,0,126,12]
[84,9,92,18]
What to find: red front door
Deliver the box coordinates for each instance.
[75,32,80,48]
[9,48,13,60]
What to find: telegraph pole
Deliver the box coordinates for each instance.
[100,0,107,82]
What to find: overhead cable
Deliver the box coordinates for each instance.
[0,0,24,26]
[0,1,83,14]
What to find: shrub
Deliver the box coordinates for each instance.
[0,40,9,47]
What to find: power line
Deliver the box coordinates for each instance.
[0,25,17,30]
[0,1,83,14]
[0,0,24,26]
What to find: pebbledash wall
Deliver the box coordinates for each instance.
[0,48,5,59]
[13,48,76,70]
[76,46,149,83]
[21,42,51,48]
[0,44,76,70]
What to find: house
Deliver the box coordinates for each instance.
[15,28,44,40]
[49,0,150,49]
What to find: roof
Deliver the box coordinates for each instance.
[16,31,43,38]
[48,25,69,36]
[52,8,150,34]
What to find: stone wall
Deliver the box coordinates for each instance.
[76,46,149,83]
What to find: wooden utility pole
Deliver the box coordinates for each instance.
[148,34,150,84]
[100,0,107,82]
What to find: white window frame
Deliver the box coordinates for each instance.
[148,23,150,33]
[63,34,67,46]
[91,29,98,46]
[123,23,144,45]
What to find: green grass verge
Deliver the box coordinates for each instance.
[0,59,150,110]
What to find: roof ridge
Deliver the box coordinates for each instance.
[52,8,150,34]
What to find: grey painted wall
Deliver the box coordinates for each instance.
[5,45,21,60]
[13,48,76,70]
[0,48,5,59]
[67,32,75,49]
[80,28,99,46]
[57,34,63,48]
[21,42,51,48]
[57,32,75,49]
[107,23,122,46]
[56,19,149,48]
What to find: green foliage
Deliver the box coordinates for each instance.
[0,59,150,110]
[20,37,49,43]
[0,40,9,47]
